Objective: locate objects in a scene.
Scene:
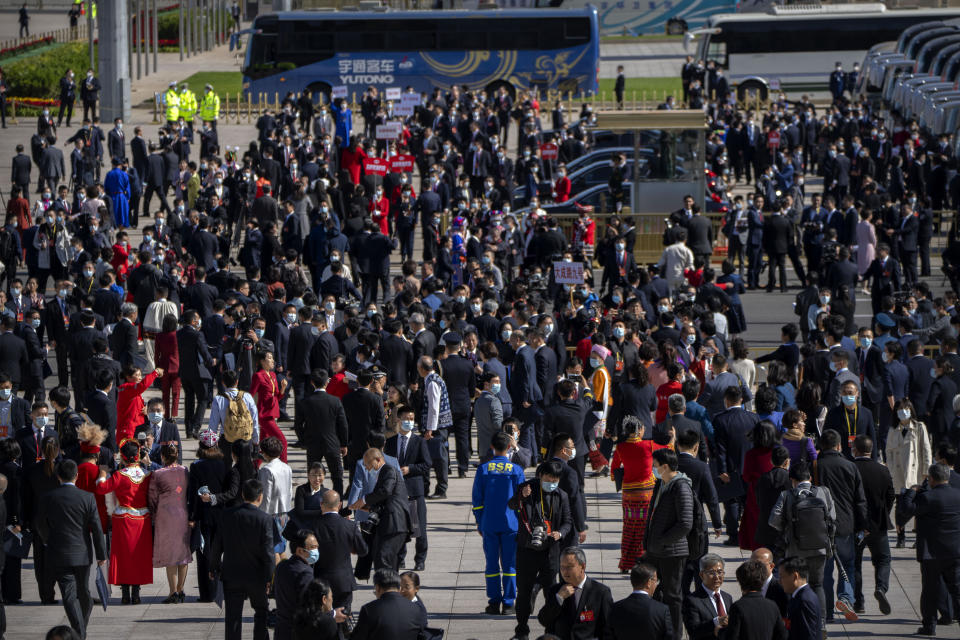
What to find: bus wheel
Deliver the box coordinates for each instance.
[306,82,332,105]
[736,80,768,104]
[486,81,515,103]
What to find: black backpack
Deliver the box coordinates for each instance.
[787,486,833,552]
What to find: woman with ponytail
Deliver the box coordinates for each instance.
[23,413,60,604]
[95,439,153,604]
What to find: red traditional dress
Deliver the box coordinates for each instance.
[116,370,159,444]
[95,465,153,585]
[249,368,287,462]
[76,454,109,532]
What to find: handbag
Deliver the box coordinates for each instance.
[2,527,31,559]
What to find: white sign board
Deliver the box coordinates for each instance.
[376,121,403,140]
[396,92,419,117]
[553,261,584,285]
[332,85,348,99]
[385,87,402,100]
[769,78,781,91]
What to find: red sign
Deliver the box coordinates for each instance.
[540,142,559,160]
[390,154,415,173]
[767,131,780,149]
[363,157,389,176]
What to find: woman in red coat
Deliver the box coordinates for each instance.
[75,424,109,534]
[154,313,180,418]
[739,420,780,551]
[554,166,572,203]
[249,350,288,462]
[95,440,153,603]
[116,363,163,445]
[339,138,367,187]
[369,186,390,235]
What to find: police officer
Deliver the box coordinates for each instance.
[200,84,221,131]
[508,460,572,640]
[179,82,197,131]
[164,81,180,127]
[472,431,526,616]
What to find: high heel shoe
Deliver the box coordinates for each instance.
[178,591,185,603]
[162,593,179,604]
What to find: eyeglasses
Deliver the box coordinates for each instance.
[702,570,724,577]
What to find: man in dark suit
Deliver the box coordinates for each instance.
[189,217,219,272]
[602,236,636,293]
[410,313,436,363]
[509,329,543,465]
[713,386,759,546]
[682,553,735,640]
[752,548,789,617]
[852,435,894,615]
[548,433,587,553]
[724,560,787,640]
[543,380,588,486]
[273,529,320,640]
[385,406,432,571]
[343,369,387,483]
[108,303,139,369]
[10,144,31,196]
[441,332,477,479]
[37,139,65,194]
[363,221,396,306]
[863,244,900,315]
[537,547,613,640]
[763,207,792,292]
[20,312,46,404]
[46,283,77,388]
[177,310,214,438]
[381,319,415,387]
[286,308,317,427]
[313,489,368,612]
[296,369,348,495]
[676,429,722,594]
[780,556,822,640]
[84,369,117,450]
[351,568,425,640]
[898,462,960,636]
[606,562,673,639]
[687,211,714,264]
[185,266,219,320]
[0,315,27,392]
[894,204,920,285]
[35,460,106,639]
[210,478,274,640]
[142,144,169,215]
[355,448,412,571]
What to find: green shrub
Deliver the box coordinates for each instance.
[5,42,95,99]
[154,9,231,42]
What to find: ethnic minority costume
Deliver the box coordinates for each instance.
[610,435,671,572]
[95,464,153,585]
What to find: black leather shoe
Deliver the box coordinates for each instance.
[414,562,425,571]
[722,537,738,546]
[131,586,141,605]
[502,604,515,615]
[915,626,936,636]
[485,604,500,615]
[427,492,446,500]
[875,590,891,615]
[398,560,406,569]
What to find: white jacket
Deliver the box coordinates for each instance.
[258,457,292,516]
[886,419,933,491]
[657,242,694,289]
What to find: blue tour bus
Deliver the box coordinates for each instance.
[241,8,600,102]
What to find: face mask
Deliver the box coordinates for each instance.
[148,412,163,424]
[931,368,938,379]
[324,302,335,312]
[305,548,320,565]
[502,329,512,341]
[286,313,297,324]
[367,309,376,319]
[590,357,602,369]
[613,327,625,339]
[829,361,838,372]
[820,295,830,305]
[686,334,696,346]
[34,416,48,428]
[616,243,625,252]
[897,408,911,421]
[882,352,890,363]
[9,288,19,298]
[541,480,559,493]
[330,254,340,262]
[658,305,669,314]
[0,388,10,401]
[439,320,447,329]
[471,304,481,315]
[455,296,466,304]
[58,288,69,298]
[401,420,415,433]
[254,328,265,339]
[652,465,662,480]
[841,395,857,407]
[30,318,40,329]
[543,324,553,336]
[860,337,872,350]
[310,326,320,337]
[490,383,501,395]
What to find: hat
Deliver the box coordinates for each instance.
[591,344,611,360]
[205,83,213,90]
[368,364,387,378]
[876,313,896,328]
[169,81,177,87]
[443,332,462,345]
[198,429,219,448]
[79,441,100,455]
[134,429,149,440]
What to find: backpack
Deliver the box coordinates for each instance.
[221,393,254,443]
[787,486,833,552]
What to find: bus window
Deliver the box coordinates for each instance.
[438,29,485,50]
[707,39,727,67]
[245,33,278,76]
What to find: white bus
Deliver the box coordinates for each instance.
[685,4,960,101]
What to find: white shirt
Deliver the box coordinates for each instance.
[556,575,588,606]
[424,378,441,432]
[208,388,260,442]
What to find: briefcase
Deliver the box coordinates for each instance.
[2,527,31,559]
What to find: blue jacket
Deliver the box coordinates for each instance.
[347,454,400,522]
[684,400,714,447]
[471,455,525,534]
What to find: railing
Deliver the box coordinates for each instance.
[0,21,88,52]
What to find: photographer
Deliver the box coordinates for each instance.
[508,460,572,640]
[231,315,274,391]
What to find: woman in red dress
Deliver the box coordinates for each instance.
[75,424,109,534]
[95,440,153,603]
[249,350,288,462]
[739,420,780,551]
[609,417,675,572]
[154,314,181,418]
[115,363,163,445]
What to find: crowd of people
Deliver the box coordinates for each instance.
[0,48,956,640]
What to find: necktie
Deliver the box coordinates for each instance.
[714,592,726,617]
[399,434,407,464]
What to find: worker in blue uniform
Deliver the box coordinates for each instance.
[472,430,526,616]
